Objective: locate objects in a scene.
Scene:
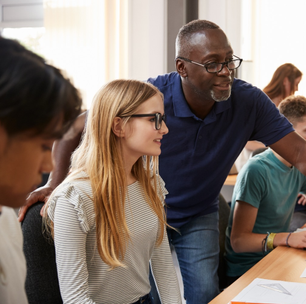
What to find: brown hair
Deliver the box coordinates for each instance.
[263,63,302,100]
[278,95,306,126]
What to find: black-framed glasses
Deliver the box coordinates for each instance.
[176,55,243,73]
[121,113,166,130]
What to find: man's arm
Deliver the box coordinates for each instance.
[270,131,306,175]
[18,111,87,221]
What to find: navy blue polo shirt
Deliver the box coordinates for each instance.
[148,72,294,228]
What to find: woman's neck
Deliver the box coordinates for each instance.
[271,96,283,107]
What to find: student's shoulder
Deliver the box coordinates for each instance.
[238,152,271,181]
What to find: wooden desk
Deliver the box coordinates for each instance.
[209,246,306,303]
[224,174,238,186]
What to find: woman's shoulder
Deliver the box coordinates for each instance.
[48,171,95,231]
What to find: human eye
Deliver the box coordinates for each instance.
[149,117,156,123]
[206,62,218,69]
[205,62,220,72]
[42,140,54,151]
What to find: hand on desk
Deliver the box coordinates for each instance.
[288,230,306,249]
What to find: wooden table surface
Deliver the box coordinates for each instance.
[209,246,306,303]
[224,174,238,186]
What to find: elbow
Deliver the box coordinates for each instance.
[230,235,244,253]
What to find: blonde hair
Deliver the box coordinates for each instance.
[46,79,168,268]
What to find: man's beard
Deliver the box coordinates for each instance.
[210,86,232,102]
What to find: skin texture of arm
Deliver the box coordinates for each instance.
[270,131,306,176]
[231,200,306,253]
[18,112,87,221]
[245,141,265,152]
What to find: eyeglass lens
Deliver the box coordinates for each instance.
[207,59,241,73]
[155,113,166,130]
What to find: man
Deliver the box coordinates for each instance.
[18,20,306,303]
[0,37,82,303]
[225,95,306,285]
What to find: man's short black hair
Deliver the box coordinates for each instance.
[0,37,82,138]
[176,19,220,58]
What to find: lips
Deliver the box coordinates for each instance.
[214,82,232,91]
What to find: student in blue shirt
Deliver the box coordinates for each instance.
[19,20,306,303]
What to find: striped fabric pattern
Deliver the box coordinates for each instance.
[48,172,182,304]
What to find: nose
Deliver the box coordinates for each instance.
[40,151,54,174]
[159,121,169,134]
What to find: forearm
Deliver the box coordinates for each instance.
[47,112,85,189]
[232,231,306,253]
[231,232,268,253]
[47,138,80,189]
[270,131,306,175]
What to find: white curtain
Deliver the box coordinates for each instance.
[43,0,128,108]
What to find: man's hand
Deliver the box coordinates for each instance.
[18,184,54,222]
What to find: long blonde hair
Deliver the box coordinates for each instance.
[47,80,168,268]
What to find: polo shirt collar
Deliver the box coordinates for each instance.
[172,73,233,121]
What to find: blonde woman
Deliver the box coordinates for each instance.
[45,80,181,304]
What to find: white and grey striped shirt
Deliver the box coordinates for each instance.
[48,171,181,304]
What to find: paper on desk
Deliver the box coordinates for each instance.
[229,278,306,304]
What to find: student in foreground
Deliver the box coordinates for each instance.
[0,37,81,304]
[225,95,306,285]
[44,79,182,304]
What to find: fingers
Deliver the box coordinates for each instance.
[18,186,53,222]
[40,203,47,217]
[290,231,306,249]
[18,192,39,222]
[297,193,306,206]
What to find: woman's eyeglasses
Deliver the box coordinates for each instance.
[121,113,166,130]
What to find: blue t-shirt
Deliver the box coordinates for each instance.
[148,72,294,228]
[225,149,306,277]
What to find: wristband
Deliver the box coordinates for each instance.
[286,232,292,247]
[267,232,276,251]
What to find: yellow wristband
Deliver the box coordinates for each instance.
[267,233,276,251]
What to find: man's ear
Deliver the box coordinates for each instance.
[176,59,188,78]
[112,117,125,137]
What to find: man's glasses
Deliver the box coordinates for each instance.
[176,55,243,74]
[121,113,166,130]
